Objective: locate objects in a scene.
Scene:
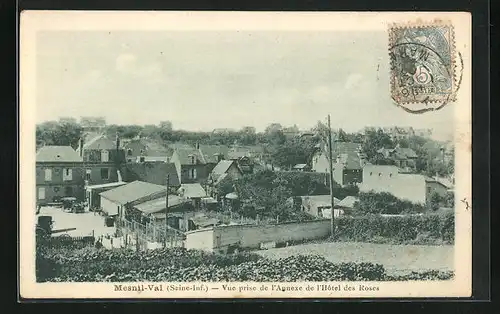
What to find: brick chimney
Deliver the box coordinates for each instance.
[115,132,121,166]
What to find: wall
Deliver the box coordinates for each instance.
[180,164,211,184]
[184,228,215,252]
[312,152,329,173]
[101,197,121,216]
[83,149,125,164]
[226,163,243,180]
[360,166,426,204]
[185,219,331,253]
[124,141,147,162]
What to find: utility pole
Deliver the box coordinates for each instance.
[164,174,170,247]
[327,114,335,238]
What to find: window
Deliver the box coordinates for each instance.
[101,168,110,180]
[189,155,195,164]
[38,187,45,200]
[85,169,91,181]
[63,168,73,181]
[389,173,393,177]
[44,169,52,181]
[139,157,145,163]
[369,172,373,176]
[101,150,109,162]
[54,187,60,193]
[378,173,382,176]
[189,168,197,179]
[127,149,133,156]
[427,187,431,194]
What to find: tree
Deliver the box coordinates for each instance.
[429,192,444,211]
[239,126,257,145]
[36,121,83,149]
[159,121,173,131]
[362,128,394,162]
[266,138,315,169]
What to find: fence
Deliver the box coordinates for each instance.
[116,218,185,251]
[39,235,96,249]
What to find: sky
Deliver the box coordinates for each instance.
[36,30,454,140]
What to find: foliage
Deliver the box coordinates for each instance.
[362,128,394,163]
[334,212,454,244]
[36,121,84,149]
[265,137,317,169]
[36,246,453,282]
[354,192,425,215]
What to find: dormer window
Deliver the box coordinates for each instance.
[127,149,133,156]
[189,154,195,164]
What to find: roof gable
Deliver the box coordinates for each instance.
[36,146,82,163]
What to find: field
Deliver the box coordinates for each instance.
[256,241,454,275]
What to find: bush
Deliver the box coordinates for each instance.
[37,245,455,282]
[354,192,425,215]
[335,212,454,244]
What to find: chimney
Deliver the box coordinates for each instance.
[78,137,84,157]
[115,132,121,166]
[195,142,200,150]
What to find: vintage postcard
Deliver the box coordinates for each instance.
[19,11,472,299]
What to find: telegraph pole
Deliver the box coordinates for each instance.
[164,174,170,247]
[327,115,335,238]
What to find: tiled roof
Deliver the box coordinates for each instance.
[36,146,83,163]
[99,180,167,205]
[83,134,116,150]
[134,195,189,214]
[210,160,236,182]
[198,144,230,164]
[174,147,205,165]
[178,183,207,198]
[124,162,180,186]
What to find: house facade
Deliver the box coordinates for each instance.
[77,134,126,186]
[311,141,365,186]
[36,146,85,205]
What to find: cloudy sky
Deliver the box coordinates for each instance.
[36,30,453,139]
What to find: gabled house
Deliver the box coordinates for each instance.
[207,160,243,199]
[311,141,365,186]
[76,134,126,186]
[377,144,418,172]
[170,143,230,184]
[36,145,85,205]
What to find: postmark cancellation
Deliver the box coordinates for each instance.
[389,20,459,113]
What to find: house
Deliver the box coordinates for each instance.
[207,160,243,198]
[292,164,310,172]
[76,134,126,186]
[377,144,418,172]
[335,196,359,215]
[289,195,341,218]
[99,180,168,220]
[122,162,180,190]
[36,146,84,205]
[170,143,230,184]
[359,165,448,204]
[383,127,416,141]
[209,160,243,185]
[178,183,208,209]
[311,141,365,186]
[123,139,147,163]
[228,153,254,174]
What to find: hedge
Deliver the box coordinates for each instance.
[335,212,454,244]
[36,246,453,282]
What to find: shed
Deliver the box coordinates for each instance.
[178,183,207,199]
[99,180,167,216]
[85,181,128,210]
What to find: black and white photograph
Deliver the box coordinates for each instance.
[20,11,472,298]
